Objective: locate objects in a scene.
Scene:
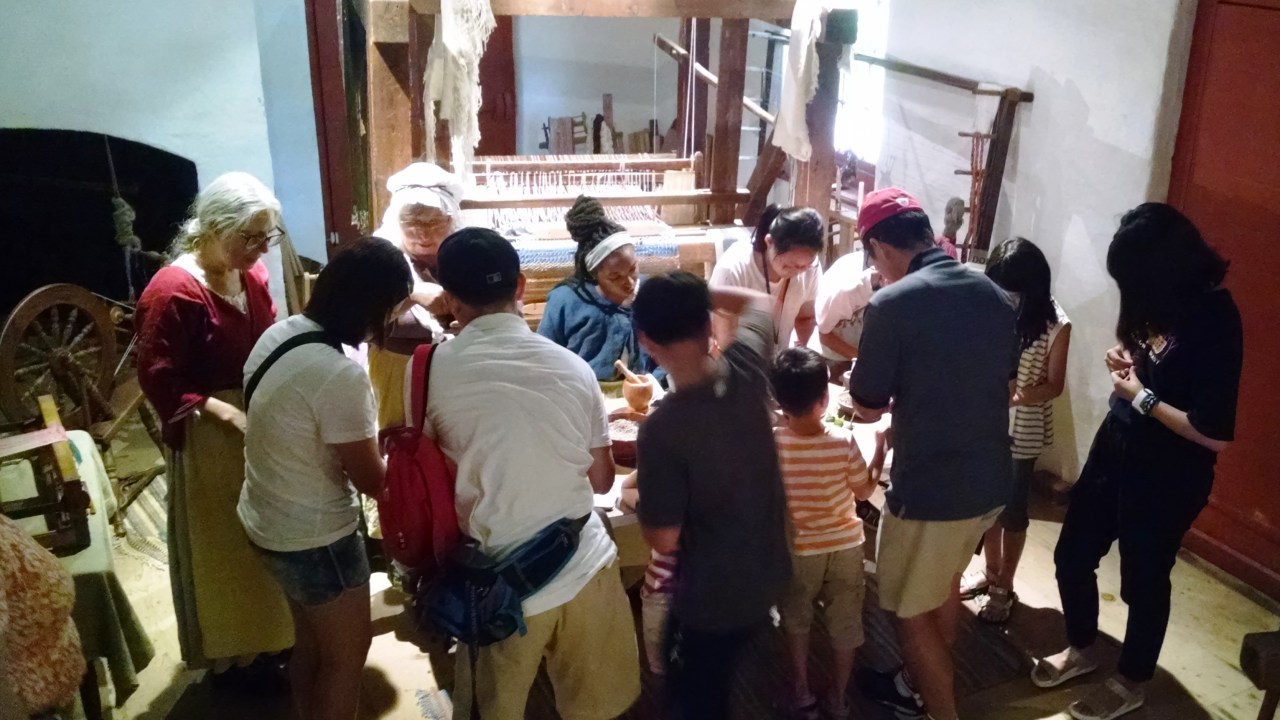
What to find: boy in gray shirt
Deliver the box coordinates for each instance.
[632,272,790,720]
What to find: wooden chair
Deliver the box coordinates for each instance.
[539,113,590,153]
[1243,630,1280,720]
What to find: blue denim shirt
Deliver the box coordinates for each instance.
[537,281,658,382]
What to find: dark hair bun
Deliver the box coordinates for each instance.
[565,195,624,246]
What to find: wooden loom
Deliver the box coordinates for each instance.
[456,151,724,324]
[309,0,814,258]
[312,0,822,322]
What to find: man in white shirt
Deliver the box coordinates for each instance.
[811,250,880,371]
[424,227,640,720]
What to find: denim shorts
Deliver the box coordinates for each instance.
[254,531,371,607]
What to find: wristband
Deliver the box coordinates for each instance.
[1132,388,1160,416]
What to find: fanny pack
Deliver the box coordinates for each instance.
[419,515,589,647]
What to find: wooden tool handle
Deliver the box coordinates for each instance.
[615,359,643,384]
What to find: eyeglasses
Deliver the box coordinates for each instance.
[241,227,286,248]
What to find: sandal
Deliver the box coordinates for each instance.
[1031,647,1099,689]
[1068,678,1145,720]
[977,585,1017,623]
[960,568,992,599]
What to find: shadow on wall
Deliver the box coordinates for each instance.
[877,72,977,224]
[877,63,1184,484]
[1009,68,1159,484]
[1147,0,1199,201]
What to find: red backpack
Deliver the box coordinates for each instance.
[378,343,460,573]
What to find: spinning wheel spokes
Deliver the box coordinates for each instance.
[0,285,120,427]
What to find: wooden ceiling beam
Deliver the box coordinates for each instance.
[408,0,795,19]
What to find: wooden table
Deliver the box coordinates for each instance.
[593,383,892,576]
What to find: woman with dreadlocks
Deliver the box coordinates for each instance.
[537,195,658,385]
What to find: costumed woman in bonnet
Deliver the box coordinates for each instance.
[368,162,463,429]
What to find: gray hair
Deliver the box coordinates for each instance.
[942,197,967,238]
[171,172,283,256]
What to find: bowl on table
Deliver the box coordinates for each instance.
[608,409,647,468]
[836,389,877,423]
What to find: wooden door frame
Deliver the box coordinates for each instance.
[1168,0,1280,601]
[305,0,363,256]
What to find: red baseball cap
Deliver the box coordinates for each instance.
[857,187,923,239]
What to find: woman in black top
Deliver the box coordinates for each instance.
[1032,204,1243,720]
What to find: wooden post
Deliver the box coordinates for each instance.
[674,19,691,149]
[368,35,413,222]
[692,19,711,156]
[304,0,360,255]
[672,19,711,157]
[710,19,750,224]
[742,129,787,226]
[970,88,1022,260]
[549,117,576,154]
[793,40,842,263]
[408,7,433,158]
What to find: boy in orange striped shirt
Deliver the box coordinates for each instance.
[771,347,875,720]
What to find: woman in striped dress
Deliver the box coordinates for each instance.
[961,237,1072,622]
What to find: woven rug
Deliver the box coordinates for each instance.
[512,575,1031,719]
[119,472,169,566]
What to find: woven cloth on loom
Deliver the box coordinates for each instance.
[513,239,681,274]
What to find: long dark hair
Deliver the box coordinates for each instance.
[305,236,412,347]
[1107,203,1228,350]
[752,205,825,255]
[986,237,1056,349]
[565,195,626,284]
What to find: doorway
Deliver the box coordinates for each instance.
[1168,0,1280,600]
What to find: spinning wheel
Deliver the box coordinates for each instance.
[0,284,165,534]
[0,284,121,428]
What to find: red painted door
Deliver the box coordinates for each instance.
[476,16,517,157]
[1168,0,1280,600]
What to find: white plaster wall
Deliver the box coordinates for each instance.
[513,17,682,155]
[0,0,290,315]
[878,0,1197,479]
[254,0,329,264]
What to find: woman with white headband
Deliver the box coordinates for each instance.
[537,195,658,385]
[369,162,462,429]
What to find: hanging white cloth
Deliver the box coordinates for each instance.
[772,0,830,162]
[424,0,496,178]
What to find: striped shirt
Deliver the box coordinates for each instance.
[1011,301,1070,459]
[641,550,678,598]
[775,425,873,556]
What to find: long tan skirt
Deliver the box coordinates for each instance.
[167,390,294,667]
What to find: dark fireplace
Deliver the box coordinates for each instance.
[0,129,198,316]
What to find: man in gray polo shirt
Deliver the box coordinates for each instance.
[849,188,1018,720]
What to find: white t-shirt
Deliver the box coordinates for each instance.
[239,315,378,553]
[417,313,617,618]
[811,252,876,361]
[710,238,820,348]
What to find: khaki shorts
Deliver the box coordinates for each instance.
[453,562,641,720]
[876,507,1002,619]
[778,545,866,650]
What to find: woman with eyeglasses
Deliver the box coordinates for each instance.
[136,172,294,687]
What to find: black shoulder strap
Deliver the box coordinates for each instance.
[245,331,340,409]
